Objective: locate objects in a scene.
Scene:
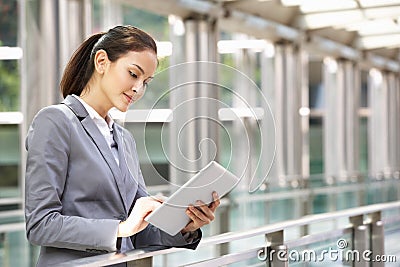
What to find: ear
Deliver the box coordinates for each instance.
[94,49,109,74]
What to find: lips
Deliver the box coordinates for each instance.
[123,93,133,103]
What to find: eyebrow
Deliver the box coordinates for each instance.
[131,63,144,74]
[131,63,154,79]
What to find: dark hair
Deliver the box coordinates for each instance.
[60,25,157,98]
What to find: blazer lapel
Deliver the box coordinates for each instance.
[112,124,142,211]
[62,95,128,212]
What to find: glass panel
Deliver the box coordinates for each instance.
[309,118,324,176]
[336,191,358,210]
[289,235,352,266]
[360,71,368,108]
[366,180,400,204]
[0,60,20,111]
[0,124,20,198]
[309,60,324,109]
[384,222,400,266]
[153,245,216,267]
[92,0,102,31]
[0,231,39,267]
[0,1,19,47]
[218,53,236,107]
[309,59,324,179]
[122,5,169,41]
[124,123,170,186]
[313,193,329,213]
[0,2,24,265]
[359,117,368,173]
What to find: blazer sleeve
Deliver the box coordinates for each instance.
[133,224,202,250]
[123,133,202,250]
[25,106,119,253]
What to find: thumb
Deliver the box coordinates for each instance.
[152,194,168,203]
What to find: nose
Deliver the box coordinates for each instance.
[132,83,144,94]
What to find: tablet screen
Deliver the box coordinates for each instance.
[145,161,239,236]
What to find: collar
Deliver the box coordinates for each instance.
[72,94,114,129]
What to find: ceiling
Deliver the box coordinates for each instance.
[127,0,400,69]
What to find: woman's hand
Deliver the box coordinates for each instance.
[117,196,162,237]
[181,192,220,234]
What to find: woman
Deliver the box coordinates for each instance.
[25,25,220,266]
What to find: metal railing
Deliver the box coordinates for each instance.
[0,177,398,266]
[61,201,400,267]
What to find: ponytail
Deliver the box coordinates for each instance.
[60,32,105,98]
[60,26,157,98]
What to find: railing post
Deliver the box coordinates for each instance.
[369,211,385,267]
[127,257,152,267]
[350,215,369,267]
[266,230,288,267]
[209,198,230,257]
[216,202,230,256]
[300,191,311,237]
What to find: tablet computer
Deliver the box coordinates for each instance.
[145,161,239,236]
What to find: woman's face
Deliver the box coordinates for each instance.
[100,49,157,112]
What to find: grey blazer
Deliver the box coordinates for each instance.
[25,95,200,266]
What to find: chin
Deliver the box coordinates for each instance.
[120,105,130,112]
[117,99,131,110]
[112,103,128,113]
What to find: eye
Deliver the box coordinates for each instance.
[129,71,137,78]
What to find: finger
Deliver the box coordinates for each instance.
[142,198,162,214]
[151,200,162,210]
[149,198,163,209]
[196,201,215,221]
[140,203,159,220]
[141,197,162,208]
[181,220,195,233]
[186,208,207,230]
[185,207,199,223]
[147,196,163,204]
[152,194,167,203]
[209,192,220,211]
[184,210,200,232]
[189,204,210,223]
[132,198,159,218]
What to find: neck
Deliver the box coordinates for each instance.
[80,88,111,119]
[80,74,113,118]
